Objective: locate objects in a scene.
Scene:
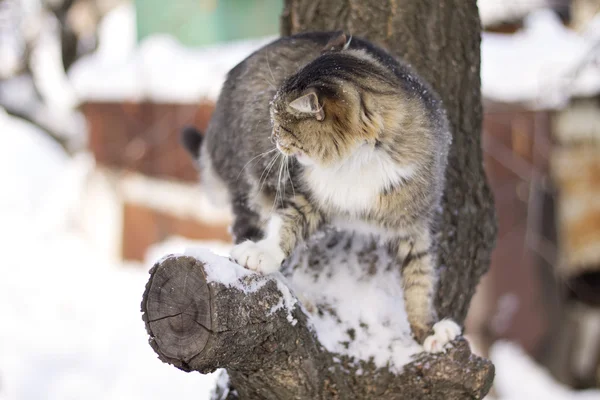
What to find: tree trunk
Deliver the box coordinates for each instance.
[281,0,496,326]
[142,1,497,398]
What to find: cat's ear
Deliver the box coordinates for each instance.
[289,91,325,121]
[322,31,352,53]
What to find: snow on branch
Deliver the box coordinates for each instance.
[141,232,494,400]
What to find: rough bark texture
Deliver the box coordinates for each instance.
[281,0,496,329]
[142,1,497,398]
[143,255,494,400]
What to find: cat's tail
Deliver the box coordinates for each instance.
[180,125,203,159]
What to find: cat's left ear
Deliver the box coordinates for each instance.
[289,90,325,121]
[322,31,352,53]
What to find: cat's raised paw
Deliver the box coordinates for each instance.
[422,319,461,353]
[230,240,285,274]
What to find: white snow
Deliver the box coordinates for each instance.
[0,109,221,400]
[0,73,87,147]
[0,107,69,230]
[183,246,298,324]
[0,0,25,78]
[491,341,600,400]
[69,3,274,103]
[70,33,272,102]
[183,247,255,289]
[0,0,87,148]
[212,370,236,399]
[481,10,600,108]
[119,172,232,225]
[478,0,549,27]
[286,233,424,372]
[95,1,138,64]
[29,12,79,112]
[275,278,299,325]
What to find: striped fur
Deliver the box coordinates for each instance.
[195,32,453,344]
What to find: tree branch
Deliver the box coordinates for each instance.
[142,253,494,400]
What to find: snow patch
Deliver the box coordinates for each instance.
[0,111,221,399]
[183,246,299,324]
[491,341,600,400]
[30,12,78,111]
[0,107,84,238]
[275,277,299,325]
[478,0,549,27]
[482,10,600,108]
[70,28,274,103]
[184,247,258,289]
[286,233,423,372]
[95,2,137,64]
[119,172,232,225]
[212,370,236,400]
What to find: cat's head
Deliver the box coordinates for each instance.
[269,32,396,167]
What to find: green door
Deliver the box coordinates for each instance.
[135,0,283,47]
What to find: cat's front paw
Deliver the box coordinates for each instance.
[230,240,285,274]
[422,319,461,353]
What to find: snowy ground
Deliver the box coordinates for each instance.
[2,109,600,400]
[0,108,221,400]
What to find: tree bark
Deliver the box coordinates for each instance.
[143,255,494,400]
[142,0,497,398]
[281,0,496,327]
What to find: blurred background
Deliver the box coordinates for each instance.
[1,0,599,399]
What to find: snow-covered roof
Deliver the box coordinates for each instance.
[478,0,551,27]
[482,10,600,108]
[69,34,273,103]
[68,3,274,103]
[70,5,600,109]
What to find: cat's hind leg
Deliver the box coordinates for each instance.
[230,192,264,243]
[197,143,263,243]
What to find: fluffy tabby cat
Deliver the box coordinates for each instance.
[182,31,460,352]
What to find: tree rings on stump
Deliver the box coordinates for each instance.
[142,255,212,370]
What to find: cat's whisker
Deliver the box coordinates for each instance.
[269,155,286,216]
[262,78,276,90]
[258,153,281,196]
[286,156,296,198]
[277,155,286,205]
[259,153,279,184]
[237,148,278,181]
[257,155,275,189]
[265,50,277,89]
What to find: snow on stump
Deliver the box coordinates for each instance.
[141,232,494,399]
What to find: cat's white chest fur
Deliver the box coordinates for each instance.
[302,144,414,214]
